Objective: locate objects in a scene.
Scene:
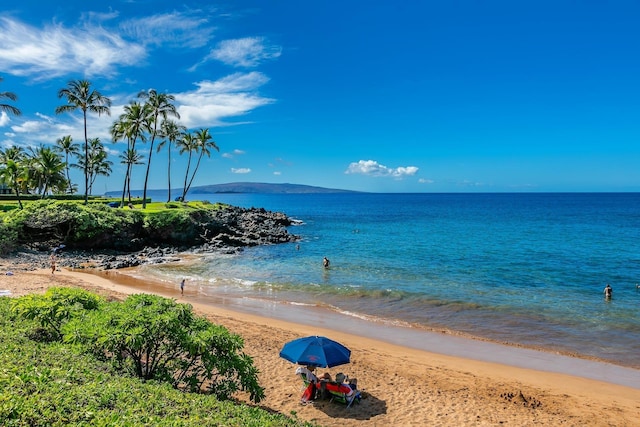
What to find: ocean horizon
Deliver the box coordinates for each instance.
[128,192,640,371]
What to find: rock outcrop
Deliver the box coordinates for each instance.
[8,204,300,271]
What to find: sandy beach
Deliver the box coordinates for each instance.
[1,265,639,426]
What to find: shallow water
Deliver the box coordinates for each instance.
[134,192,640,369]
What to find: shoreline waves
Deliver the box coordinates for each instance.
[2,266,639,426]
[111,261,640,390]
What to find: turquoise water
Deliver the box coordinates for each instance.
[137,192,640,368]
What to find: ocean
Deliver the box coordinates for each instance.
[132,192,640,370]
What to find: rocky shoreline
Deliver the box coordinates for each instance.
[4,205,300,272]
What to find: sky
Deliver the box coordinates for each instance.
[1,1,640,194]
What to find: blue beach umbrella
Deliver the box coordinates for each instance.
[279,335,351,368]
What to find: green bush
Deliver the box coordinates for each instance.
[11,287,104,340]
[0,218,19,253]
[143,209,193,232]
[0,297,313,426]
[1,200,141,249]
[63,293,265,403]
[11,289,268,404]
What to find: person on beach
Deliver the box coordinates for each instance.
[335,372,358,391]
[295,365,318,383]
[604,283,612,299]
[50,253,56,275]
[296,365,319,402]
[180,279,185,295]
[323,257,330,268]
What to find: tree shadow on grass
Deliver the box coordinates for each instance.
[311,392,387,421]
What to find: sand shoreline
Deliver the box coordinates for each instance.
[2,266,640,426]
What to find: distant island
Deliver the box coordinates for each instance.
[191,182,360,194]
[106,182,360,196]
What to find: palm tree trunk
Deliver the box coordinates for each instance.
[166,143,172,203]
[120,168,128,208]
[181,153,193,201]
[142,139,154,209]
[184,152,204,197]
[14,188,22,209]
[65,153,73,194]
[83,109,89,204]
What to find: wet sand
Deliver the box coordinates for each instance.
[2,266,639,426]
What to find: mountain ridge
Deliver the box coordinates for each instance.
[105,182,360,196]
[191,182,360,194]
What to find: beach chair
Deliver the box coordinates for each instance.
[295,366,318,402]
[323,381,362,408]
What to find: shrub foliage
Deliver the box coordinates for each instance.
[1,296,312,426]
[11,289,265,403]
[0,199,232,253]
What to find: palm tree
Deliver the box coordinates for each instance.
[0,146,27,209]
[56,80,111,204]
[0,77,21,116]
[182,128,219,201]
[75,138,112,195]
[0,160,26,208]
[0,146,26,201]
[157,120,186,202]
[177,131,198,202]
[119,149,144,203]
[137,89,180,208]
[111,102,147,208]
[89,149,113,195]
[0,146,25,162]
[27,145,66,197]
[54,135,80,194]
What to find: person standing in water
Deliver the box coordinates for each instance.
[604,283,612,299]
[323,257,330,268]
[180,279,185,295]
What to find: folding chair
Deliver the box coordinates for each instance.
[324,381,362,408]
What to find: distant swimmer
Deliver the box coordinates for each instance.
[604,283,613,299]
[323,257,330,268]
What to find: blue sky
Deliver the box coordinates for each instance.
[1,1,640,193]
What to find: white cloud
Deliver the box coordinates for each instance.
[231,167,251,174]
[175,72,274,128]
[119,11,215,49]
[0,17,145,79]
[273,171,281,176]
[418,178,434,184]
[0,9,220,80]
[222,148,246,159]
[7,107,112,148]
[0,112,9,127]
[206,37,281,68]
[11,119,49,134]
[345,160,419,178]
